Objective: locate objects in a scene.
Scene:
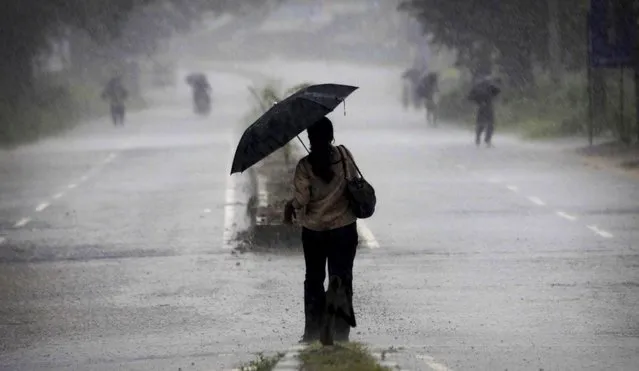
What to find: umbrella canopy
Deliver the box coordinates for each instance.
[468,78,501,103]
[230,83,359,175]
[186,72,207,86]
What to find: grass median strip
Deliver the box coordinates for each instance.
[299,342,393,371]
[238,352,285,371]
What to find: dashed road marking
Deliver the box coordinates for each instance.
[506,185,519,192]
[358,221,380,249]
[527,196,546,206]
[587,225,614,238]
[417,354,453,371]
[53,193,64,199]
[68,183,77,189]
[0,236,5,245]
[35,202,50,212]
[14,217,31,228]
[203,208,212,213]
[556,211,577,221]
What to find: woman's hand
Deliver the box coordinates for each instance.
[284,200,296,224]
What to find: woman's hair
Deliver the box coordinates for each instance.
[307,117,335,183]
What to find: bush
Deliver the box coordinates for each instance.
[0,85,74,146]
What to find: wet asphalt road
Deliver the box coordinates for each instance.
[1,62,639,371]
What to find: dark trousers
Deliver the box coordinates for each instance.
[111,104,125,126]
[302,222,358,340]
[476,119,494,144]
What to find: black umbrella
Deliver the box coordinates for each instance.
[186,72,207,86]
[230,83,359,175]
[468,78,501,103]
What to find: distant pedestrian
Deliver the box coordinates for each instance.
[283,117,360,344]
[401,68,421,110]
[101,76,129,126]
[417,72,439,126]
[468,77,500,147]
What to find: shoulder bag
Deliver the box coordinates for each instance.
[338,145,376,219]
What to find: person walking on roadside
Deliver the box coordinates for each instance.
[401,68,421,110]
[101,75,129,126]
[468,76,501,147]
[417,72,439,126]
[283,117,359,344]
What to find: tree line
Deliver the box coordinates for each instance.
[0,0,275,103]
[398,0,590,88]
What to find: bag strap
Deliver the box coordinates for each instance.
[338,146,349,180]
[338,145,364,179]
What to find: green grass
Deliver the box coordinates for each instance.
[299,342,392,371]
[238,352,285,371]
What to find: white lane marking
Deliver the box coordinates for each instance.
[53,193,64,199]
[14,218,32,228]
[257,174,269,208]
[35,203,50,212]
[0,237,5,245]
[79,175,89,182]
[506,185,519,192]
[68,183,77,189]
[556,211,577,221]
[357,221,380,249]
[203,208,212,213]
[587,225,614,238]
[527,196,546,206]
[417,354,453,371]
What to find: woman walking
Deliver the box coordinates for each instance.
[284,117,359,343]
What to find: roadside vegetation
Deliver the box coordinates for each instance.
[437,70,635,140]
[400,0,639,143]
[0,70,147,148]
[0,0,275,148]
[238,352,285,371]
[299,342,392,371]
